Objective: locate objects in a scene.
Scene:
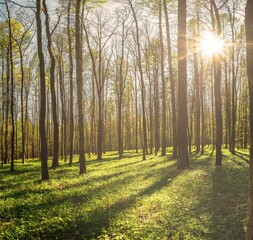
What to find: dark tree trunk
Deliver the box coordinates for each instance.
[211,0,223,166]
[177,0,189,169]
[36,0,49,180]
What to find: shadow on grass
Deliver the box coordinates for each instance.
[36,160,180,239]
[190,153,214,168]
[209,164,248,240]
[235,151,249,164]
[223,152,249,166]
[6,150,247,239]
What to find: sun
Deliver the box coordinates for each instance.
[199,31,225,58]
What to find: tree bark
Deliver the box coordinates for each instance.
[75,0,86,174]
[210,0,223,166]
[177,0,189,169]
[43,0,59,169]
[36,0,49,180]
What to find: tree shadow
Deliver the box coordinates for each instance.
[209,165,247,240]
[234,151,249,164]
[34,160,181,239]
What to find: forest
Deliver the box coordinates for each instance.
[1,0,253,239]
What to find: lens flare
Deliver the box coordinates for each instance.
[200,31,224,58]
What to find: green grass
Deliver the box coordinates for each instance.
[0,148,249,239]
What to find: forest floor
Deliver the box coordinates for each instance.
[0,148,249,240]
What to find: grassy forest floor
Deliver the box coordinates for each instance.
[0,148,249,240]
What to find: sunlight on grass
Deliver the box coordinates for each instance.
[0,149,248,239]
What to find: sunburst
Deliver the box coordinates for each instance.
[199,31,225,58]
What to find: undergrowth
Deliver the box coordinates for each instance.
[0,148,249,239]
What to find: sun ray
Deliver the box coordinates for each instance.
[199,31,225,58]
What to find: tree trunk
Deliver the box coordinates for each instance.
[4,48,10,164]
[177,0,189,169]
[75,0,86,174]
[129,1,147,160]
[193,33,200,153]
[5,1,15,172]
[245,0,253,238]
[159,0,166,156]
[211,0,223,166]
[43,0,59,169]
[68,0,74,166]
[36,0,49,180]
[163,0,177,158]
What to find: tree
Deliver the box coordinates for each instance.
[210,0,223,166]
[75,0,86,174]
[12,17,33,164]
[5,0,15,172]
[159,0,166,157]
[36,0,49,180]
[115,10,129,159]
[128,0,148,160]
[42,0,59,169]
[163,0,177,158]
[245,0,253,238]
[84,9,117,160]
[67,0,74,166]
[177,0,189,169]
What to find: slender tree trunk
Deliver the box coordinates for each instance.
[230,19,236,154]
[118,98,123,159]
[97,95,103,160]
[18,47,25,163]
[246,0,253,238]
[224,60,231,149]
[1,53,5,165]
[177,0,189,169]
[159,0,166,156]
[75,0,86,174]
[58,58,67,162]
[134,67,138,153]
[67,0,74,166]
[163,0,177,158]
[36,0,49,180]
[5,1,15,171]
[43,0,59,169]
[89,69,96,157]
[129,1,147,160]
[193,34,200,153]
[211,0,223,166]
[4,48,10,164]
